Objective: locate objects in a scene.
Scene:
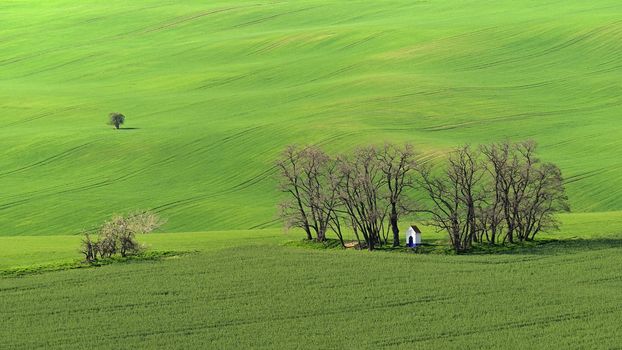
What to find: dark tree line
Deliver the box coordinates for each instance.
[278,140,568,253]
[481,141,569,243]
[415,140,568,252]
[277,143,416,251]
[417,145,484,252]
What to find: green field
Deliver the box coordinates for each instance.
[2,0,622,235]
[2,212,622,349]
[2,0,622,349]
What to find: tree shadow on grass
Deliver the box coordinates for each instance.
[285,237,622,256]
[490,238,622,256]
[385,238,622,256]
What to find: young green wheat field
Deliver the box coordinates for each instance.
[1,1,622,348]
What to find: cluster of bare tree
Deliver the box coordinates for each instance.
[419,141,569,252]
[277,140,568,253]
[81,211,165,262]
[277,143,416,251]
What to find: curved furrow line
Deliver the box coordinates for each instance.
[0,141,95,178]
[339,32,383,51]
[151,127,380,217]
[55,149,192,196]
[151,165,278,214]
[0,151,184,213]
[0,197,39,212]
[289,63,362,88]
[175,124,275,164]
[248,218,281,230]
[1,105,81,129]
[195,73,252,90]
[0,147,183,203]
[11,53,98,79]
[364,80,560,104]
[105,155,179,184]
[0,177,114,212]
[590,62,622,75]
[229,6,322,29]
[1,3,172,33]
[149,194,207,213]
[243,31,338,56]
[243,33,318,56]
[420,97,622,132]
[564,168,608,185]
[459,24,613,71]
[227,166,277,192]
[462,21,622,71]
[0,174,102,203]
[375,307,620,347]
[0,49,51,67]
[137,8,242,35]
[313,130,361,148]
[0,4,257,68]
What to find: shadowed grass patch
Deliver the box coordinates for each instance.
[0,250,191,278]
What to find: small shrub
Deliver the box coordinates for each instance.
[81,211,165,262]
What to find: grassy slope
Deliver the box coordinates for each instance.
[2,211,621,270]
[1,0,622,235]
[1,216,621,349]
[2,2,622,347]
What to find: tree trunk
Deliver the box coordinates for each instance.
[304,224,312,240]
[317,229,325,242]
[390,203,399,247]
[352,223,362,249]
[506,223,514,243]
[335,226,345,248]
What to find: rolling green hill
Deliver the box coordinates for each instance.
[2,2,622,349]
[2,0,622,236]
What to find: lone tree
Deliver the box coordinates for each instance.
[108,112,125,129]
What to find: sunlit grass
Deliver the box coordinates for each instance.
[1,1,622,348]
[1,228,621,349]
[1,0,621,235]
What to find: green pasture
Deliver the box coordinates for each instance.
[1,212,622,349]
[4,248,622,349]
[1,0,622,235]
